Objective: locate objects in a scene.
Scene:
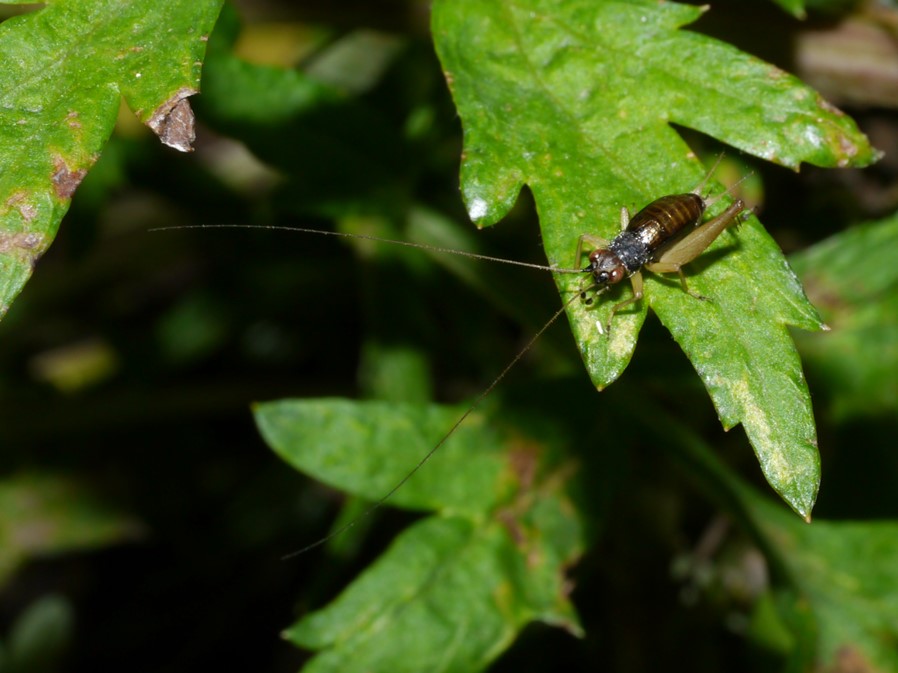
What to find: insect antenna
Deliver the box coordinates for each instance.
[149,223,585,274]
[702,172,755,209]
[691,152,727,197]
[151,221,588,557]
[281,290,584,559]
[692,154,755,211]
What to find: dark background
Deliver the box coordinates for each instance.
[0,1,896,671]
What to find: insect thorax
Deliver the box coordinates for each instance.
[609,231,651,273]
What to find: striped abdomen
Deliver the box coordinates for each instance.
[626,193,705,252]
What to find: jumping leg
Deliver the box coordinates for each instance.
[644,199,746,300]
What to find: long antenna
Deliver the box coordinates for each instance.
[149,224,585,274]
[281,289,584,559]
[152,220,589,556]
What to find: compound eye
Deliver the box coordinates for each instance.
[609,267,625,284]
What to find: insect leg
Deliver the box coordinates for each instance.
[575,233,610,268]
[575,203,629,269]
[644,261,706,300]
[602,270,644,331]
[619,206,630,231]
[575,233,612,304]
[644,199,746,299]
[647,199,745,270]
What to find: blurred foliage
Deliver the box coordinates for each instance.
[791,214,898,421]
[0,473,140,586]
[0,1,897,672]
[0,0,223,321]
[0,594,74,673]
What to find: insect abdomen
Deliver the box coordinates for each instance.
[627,193,705,250]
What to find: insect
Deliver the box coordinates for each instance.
[154,159,749,554]
[576,168,748,332]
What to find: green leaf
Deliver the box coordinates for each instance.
[770,0,808,18]
[256,399,511,514]
[432,0,877,518]
[7,594,74,673]
[0,472,142,587]
[790,213,898,420]
[255,398,583,673]
[0,0,223,321]
[750,499,898,671]
[655,397,898,671]
[288,514,581,673]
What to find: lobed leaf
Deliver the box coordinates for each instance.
[0,0,223,320]
[790,212,898,420]
[750,498,898,671]
[432,0,878,518]
[255,398,583,673]
[659,397,898,671]
[256,399,512,515]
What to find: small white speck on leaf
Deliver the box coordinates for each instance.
[468,198,488,221]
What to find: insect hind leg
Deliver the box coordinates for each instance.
[691,154,755,213]
[644,199,747,300]
[642,265,709,302]
[575,233,611,269]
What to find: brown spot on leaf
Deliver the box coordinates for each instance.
[66,111,82,130]
[115,45,144,61]
[147,88,197,152]
[818,98,845,117]
[0,231,47,267]
[19,202,38,223]
[507,442,539,491]
[6,192,38,223]
[837,133,861,163]
[52,158,87,200]
[494,440,544,551]
[823,646,875,673]
[496,509,526,547]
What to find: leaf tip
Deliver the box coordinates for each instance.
[467,195,490,223]
[788,486,818,523]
